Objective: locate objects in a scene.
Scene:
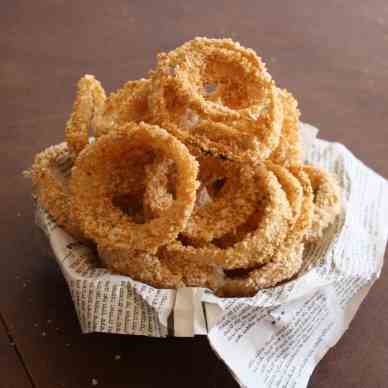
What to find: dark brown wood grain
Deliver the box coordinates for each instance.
[1,1,387,387]
[0,317,32,388]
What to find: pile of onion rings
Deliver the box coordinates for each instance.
[29,38,341,296]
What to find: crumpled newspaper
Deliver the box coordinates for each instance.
[35,122,388,388]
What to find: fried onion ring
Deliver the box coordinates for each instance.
[303,165,341,242]
[218,166,314,296]
[143,156,176,219]
[164,163,292,270]
[95,79,151,138]
[178,120,266,163]
[266,161,303,226]
[65,75,106,155]
[182,155,260,244]
[98,245,185,289]
[149,37,283,162]
[209,161,304,250]
[159,246,225,290]
[270,89,302,166]
[142,151,261,244]
[70,122,199,253]
[98,243,225,290]
[30,143,85,239]
[28,37,348,297]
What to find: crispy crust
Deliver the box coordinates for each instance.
[270,89,302,166]
[219,166,313,296]
[70,122,199,253]
[182,155,260,243]
[149,37,283,162]
[163,163,292,270]
[30,38,343,296]
[95,79,152,137]
[159,246,225,290]
[266,161,303,226]
[30,142,85,239]
[98,245,185,289]
[303,165,341,242]
[143,156,175,219]
[65,75,106,155]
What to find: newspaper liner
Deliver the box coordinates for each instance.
[34,123,388,388]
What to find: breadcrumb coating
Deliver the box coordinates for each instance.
[29,38,342,296]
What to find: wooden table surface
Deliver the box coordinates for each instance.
[1,1,387,387]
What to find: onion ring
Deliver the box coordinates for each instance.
[70,122,199,253]
[149,37,283,162]
[65,75,106,155]
[210,161,304,249]
[105,149,157,225]
[164,163,292,270]
[270,89,302,166]
[218,166,314,296]
[95,79,151,138]
[98,245,184,289]
[30,143,85,239]
[182,155,260,244]
[143,151,260,244]
[30,38,344,297]
[143,156,176,219]
[152,38,272,120]
[159,246,225,290]
[266,161,303,226]
[98,243,224,290]
[303,165,341,242]
[180,120,268,163]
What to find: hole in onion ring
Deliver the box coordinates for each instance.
[204,83,217,95]
[112,192,145,224]
[223,267,257,279]
[202,57,266,110]
[70,122,199,253]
